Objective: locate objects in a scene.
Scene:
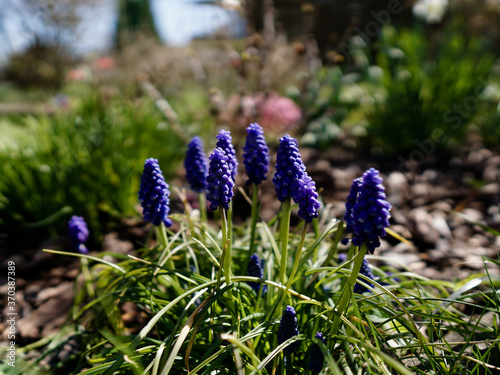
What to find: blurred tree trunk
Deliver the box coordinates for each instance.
[115,0,158,49]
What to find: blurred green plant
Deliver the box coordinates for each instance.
[367,24,495,155]
[475,81,500,148]
[300,23,497,155]
[0,91,185,245]
[4,38,69,90]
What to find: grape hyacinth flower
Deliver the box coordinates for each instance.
[243,123,270,186]
[308,332,326,373]
[346,168,391,253]
[338,254,375,294]
[216,130,238,182]
[205,147,235,211]
[247,253,267,294]
[354,257,376,294]
[68,216,89,254]
[184,136,209,193]
[342,177,364,244]
[295,172,321,223]
[138,158,172,227]
[272,135,306,202]
[278,305,300,354]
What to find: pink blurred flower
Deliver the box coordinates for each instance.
[93,57,115,71]
[66,67,91,82]
[259,94,302,132]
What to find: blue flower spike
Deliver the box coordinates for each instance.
[68,215,89,254]
[138,158,172,227]
[309,332,326,373]
[354,257,376,294]
[216,130,238,182]
[205,147,235,211]
[343,177,364,244]
[338,254,375,294]
[278,305,300,354]
[184,136,209,193]
[272,134,306,202]
[348,168,391,253]
[296,172,321,223]
[247,253,267,294]
[243,123,270,186]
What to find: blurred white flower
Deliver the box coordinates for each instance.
[413,0,449,24]
[480,84,500,102]
[339,84,365,105]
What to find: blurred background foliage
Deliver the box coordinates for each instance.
[0,85,185,246]
[2,0,500,247]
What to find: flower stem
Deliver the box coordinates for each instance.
[285,224,308,291]
[157,223,174,271]
[228,201,233,259]
[275,223,308,317]
[156,222,179,286]
[220,206,237,329]
[249,184,259,254]
[199,193,207,224]
[220,206,231,288]
[278,197,292,286]
[330,244,367,335]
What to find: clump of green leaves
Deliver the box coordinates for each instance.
[18,182,500,375]
[367,23,495,155]
[0,92,185,243]
[29,211,500,374]
[300,22,497,156]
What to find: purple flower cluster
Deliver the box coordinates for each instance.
[308,332,326,373]
[67,215,89,254]
[278,305,300,354]
[243,123,270,186]
[205,148,235,211]
[184,136,208,193]
[344,168,391,253]
[272,135,306,202]
[138,158,172,227]
[343,177,364,236]
[354,257,375,294]
[296,173,321,223]
[247,253,267,294]
[338,254,375,294]
[273,135,321,221]
[216,130,238,182]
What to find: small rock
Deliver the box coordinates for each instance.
[102,232,134,255]
[409,261,427,271]
[17,283,74,341]
[386,171,408,207]
[478,183,499,196]
[422,169,440,182]
[430,201,452,212]
[483,164,500,182]
[432,213,452,239]
[389,241,416,254]
[461,208,483,222]
[391,210,409,226]
[409,208,439,245]
[467,150,485,166]
[463,254,486,270]
[389,225,413,240]
[35,282,73,306]
[332,168,359,191]
[411,183,431,198]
